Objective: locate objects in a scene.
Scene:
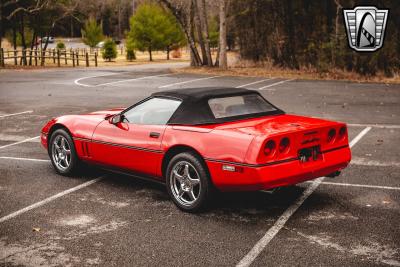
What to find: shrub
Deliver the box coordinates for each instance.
[102,39,117,61]
[171,49,182,58]
[125,39,136,61]
[56,42,66,49]
[126,48,136,61]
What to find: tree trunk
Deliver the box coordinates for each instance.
[0,1,3,50]
[193,0,207,65]
[29,31,37,66]
[12,26,17,65]
[70,17,74,38]
[334,0,342,66]
[167,46,170,60]
[118,0,122,39]
[283,0,298,69]
[198,0,213,66]
[19,13,27,65]
[149,46,153,61]
[158,0,202,66]
[214,45,220,67]
[218,0,227,69]
[41,32,50,66]
[189,0,202,66]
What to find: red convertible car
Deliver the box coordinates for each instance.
[41,88,351,211]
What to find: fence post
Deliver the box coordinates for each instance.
[72,51,75,67]
[0,48,4,67]
[40,49,44,66]
[85,52,89,67]
[94,52,98,67]
[23,50,27,66]
[76,51,79,66]
[35,49,38,66]
[57,50,60,67]
[14,49,17,65]
[28,49,32,66]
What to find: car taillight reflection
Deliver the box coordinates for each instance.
[338,126,347,140]
[327,129,336,143]
[264,140,276,156]
[279,137,290,153]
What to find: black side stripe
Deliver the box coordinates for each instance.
[321,145,349,154]
[73,137,164,154]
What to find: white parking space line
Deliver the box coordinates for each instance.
[236,126,371,267]
[0,156,50,162]
[349,127,371,147]
[158,76,219,88]
[0,136,40,150]
[235,78,273,88]
[0,110,33,119]
[74,72,123,87]
[97,73,173,87]
[309,181,400,191]
[0,176,105,224]
[75,73,173,87]
[350,157,400,167]
[257,78,295,90]
[348,123,400,129]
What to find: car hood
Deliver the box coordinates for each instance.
[87,107,125,117]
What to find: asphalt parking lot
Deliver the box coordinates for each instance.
[0,62,399,266]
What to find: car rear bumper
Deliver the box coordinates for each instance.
[206,146,351,191]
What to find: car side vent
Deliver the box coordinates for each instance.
[81,142,91,157]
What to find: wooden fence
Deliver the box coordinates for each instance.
[0,48,99,68]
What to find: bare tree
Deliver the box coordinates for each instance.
[218,0,227,69]
[333,0,342,65]
[193,0,207,65]
[197,0,212,66]
[158,0,202,66]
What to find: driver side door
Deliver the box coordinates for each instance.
[90,97,181,178]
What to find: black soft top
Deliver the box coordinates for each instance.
[150,87,284,125]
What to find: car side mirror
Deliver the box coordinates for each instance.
[110,114,123,125]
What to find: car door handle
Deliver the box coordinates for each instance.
[149,132,160,138]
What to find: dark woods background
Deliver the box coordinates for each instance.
[1,0,399,76]
[231,0,399,76]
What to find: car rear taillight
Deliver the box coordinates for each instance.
[338,126,347,140]
[264,140,276,156]
[279,137,290,153]
[327,128,336,143]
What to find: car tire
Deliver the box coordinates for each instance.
[49,129,80,176]
[166,152,213,212]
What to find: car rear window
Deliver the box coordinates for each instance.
[208,94,277,119]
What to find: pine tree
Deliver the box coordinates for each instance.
[81,18,104,48]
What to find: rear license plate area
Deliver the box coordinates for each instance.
[298,146,321,163]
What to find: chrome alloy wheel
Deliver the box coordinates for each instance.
[51,135,71,171]
[170,161,201,206]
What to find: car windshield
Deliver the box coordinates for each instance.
[208,94,277,119]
